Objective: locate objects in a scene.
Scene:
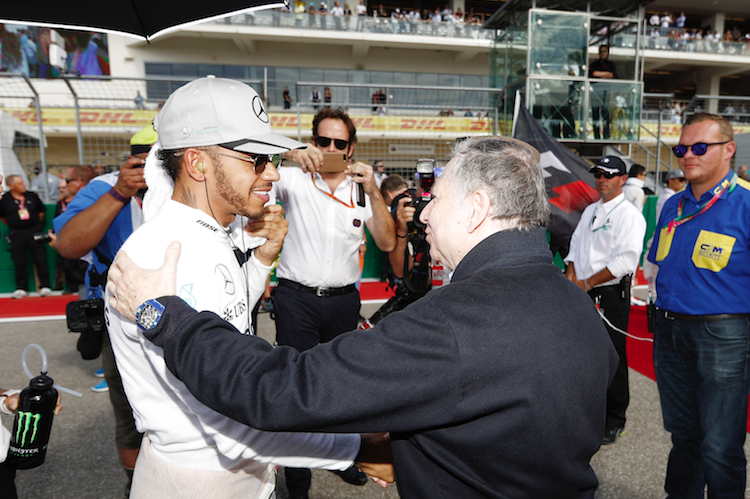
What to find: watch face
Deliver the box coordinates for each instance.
[137,301,164,330]
[140,306,159,329]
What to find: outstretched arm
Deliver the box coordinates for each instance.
[56,157,146,259]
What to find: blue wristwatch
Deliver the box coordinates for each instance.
[136,299,166,331]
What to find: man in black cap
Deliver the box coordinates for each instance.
[564,156,647,445]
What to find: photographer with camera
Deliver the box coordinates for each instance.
[53,124,155,497]
[0,175,51,299]
[363,164,437,328]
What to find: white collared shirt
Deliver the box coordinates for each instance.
[272,167,373,288]
[565,193,647,286]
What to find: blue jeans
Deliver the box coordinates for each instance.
[654,314,750,499]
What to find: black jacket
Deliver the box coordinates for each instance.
[148,228,618,498]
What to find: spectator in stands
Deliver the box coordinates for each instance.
[283,87,292,109]
[307,3,317,28]
[589,45,618,139]
[465,109,473,117]
[649,12,660,27]
[310,85,321,110]
[0,175,52,298]
[649,27,660,48]
[739,103,748,122]
[134,91,145,110]
[660,12,672,29]
[724,103,736,121]
[294,0,306,28]
[675,12,686,29]
[330,1,344,29]
[324,86,332,105]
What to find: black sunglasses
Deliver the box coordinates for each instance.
[64,178,79,183]
[315,136,349,150]
[672,141,730,158]
[215,151,281,174]
[592,170,621,179]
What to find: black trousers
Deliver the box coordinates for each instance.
[0,462,17,499]
[589,283,631,430]
[8,227,50,291]
[273,284,360,495]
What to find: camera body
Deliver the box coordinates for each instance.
[66,299,106,360]
[32,232,52,244]
[408,159,435,230]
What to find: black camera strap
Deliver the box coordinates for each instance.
[87,247,113,290]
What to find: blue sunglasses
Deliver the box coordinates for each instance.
[672,141,729,158]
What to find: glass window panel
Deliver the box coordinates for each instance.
[528,78,585,139]
[416,73,438,86]
[324,69,348,82]
[371,72,394,85]
[529,11,588,77]
[170,64,198,76]
[586,81,642,141]
[224,66,248,79]
[197,64,224,77]
[299,68,324,82]
[145,63,171,75]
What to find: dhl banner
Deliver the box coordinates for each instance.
[4,107,748,140]
[0,107,494,135]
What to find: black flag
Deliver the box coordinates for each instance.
[513,104,600,258]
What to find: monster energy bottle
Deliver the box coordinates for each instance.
[6,373,58,469]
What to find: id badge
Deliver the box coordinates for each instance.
[18,207,30,221]
[655,226,674,262]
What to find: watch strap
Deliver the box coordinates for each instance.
[108,187,130,204]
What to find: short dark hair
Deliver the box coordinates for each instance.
[311,107,357,145]
[72,165,95,185]
[157,149,184,181]
[5,175,21,187]
[628,164,646,178]
[380,174,407,201]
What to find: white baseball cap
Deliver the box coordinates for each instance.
[154,75,306,155]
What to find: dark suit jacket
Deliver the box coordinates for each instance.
[148,227,618,498]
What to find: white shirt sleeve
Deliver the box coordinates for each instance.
[606,210,647,279]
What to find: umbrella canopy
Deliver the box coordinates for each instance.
[1,1,285,41]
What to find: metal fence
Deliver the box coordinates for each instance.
[0,74,503,190]
[0,73,49,199]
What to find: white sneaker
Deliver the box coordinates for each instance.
[39,287,52,297]
[12,289,27,299]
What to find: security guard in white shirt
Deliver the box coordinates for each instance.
[564,156,646,446]
[274,107,396,497]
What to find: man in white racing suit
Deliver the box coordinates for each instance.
[105,76,385,499]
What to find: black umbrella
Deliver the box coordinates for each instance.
[1,0,285,41]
